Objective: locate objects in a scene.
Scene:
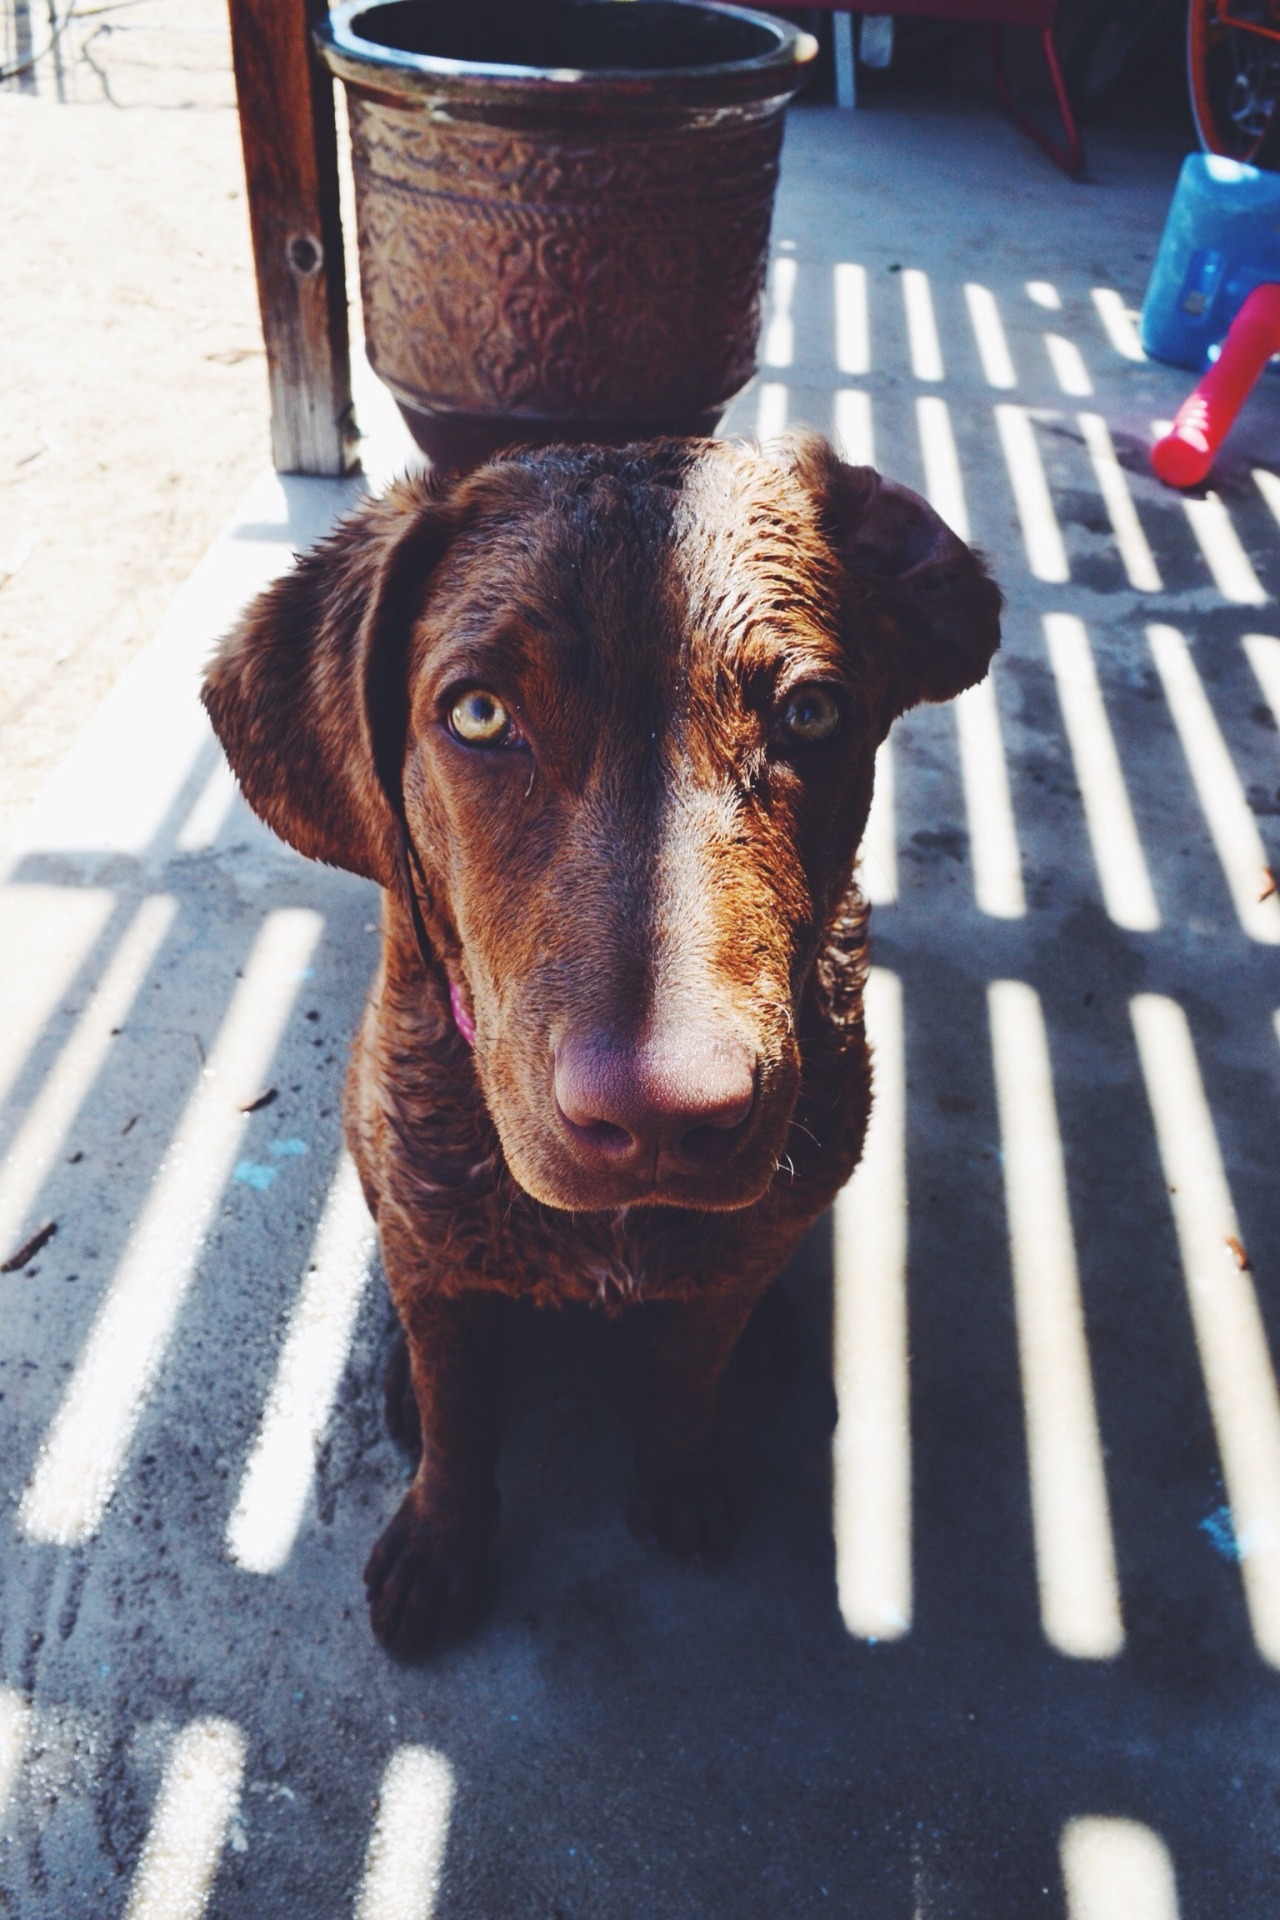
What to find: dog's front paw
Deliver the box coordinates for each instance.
[364,1488,496,1657]
[627,1442,738,1564]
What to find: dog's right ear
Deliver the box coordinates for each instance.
[202,472,456,888]
[775,432,1002,737]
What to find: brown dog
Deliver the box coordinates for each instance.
[202,432,999,1655]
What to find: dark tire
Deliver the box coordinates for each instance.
[1065,0,1166,120]
[1188,0,1280,168]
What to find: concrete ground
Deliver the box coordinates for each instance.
[0,0,275,841]
[2,87,1280,1920]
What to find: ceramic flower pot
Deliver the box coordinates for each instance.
[315,0,816,468]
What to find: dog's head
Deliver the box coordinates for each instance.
[204,436,999,1213]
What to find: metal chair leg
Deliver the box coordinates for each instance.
[990,22,1086,177]
[833,11,856,109]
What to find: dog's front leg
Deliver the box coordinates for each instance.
[364,1288,500,1656]
[629,1285,766,1564]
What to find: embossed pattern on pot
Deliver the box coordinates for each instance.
[350,101,782,423]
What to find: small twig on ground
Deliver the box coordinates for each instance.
[2,1221,57,1273]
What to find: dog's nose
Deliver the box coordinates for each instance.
[554,1030,757,1179]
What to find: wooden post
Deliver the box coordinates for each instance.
[227,0,358,476]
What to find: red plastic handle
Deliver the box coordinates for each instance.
[1152,282,1280,488]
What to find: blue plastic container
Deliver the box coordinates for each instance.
[1141,153,1280,372]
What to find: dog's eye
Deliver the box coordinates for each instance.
[449,690,514,748]
[780,684,841,746]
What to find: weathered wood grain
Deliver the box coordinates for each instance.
[227,0,357,475]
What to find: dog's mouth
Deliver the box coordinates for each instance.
[509,1132,783,1214]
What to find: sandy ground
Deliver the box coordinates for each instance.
[0,0,269,839]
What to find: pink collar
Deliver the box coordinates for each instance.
[449,978,476,1049]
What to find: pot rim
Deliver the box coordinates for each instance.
[315,0,817,105]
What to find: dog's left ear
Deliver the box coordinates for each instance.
[202,471,456,889]
[780,432,1002,736]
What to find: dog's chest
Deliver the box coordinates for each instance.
[384,1157,746,1310]
[350,943,872,1312]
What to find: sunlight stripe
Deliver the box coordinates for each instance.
[1045,333,1093,397]
[1044,615,1159,930]
[965,283,1017,389]
[124,1719,245,1920]
[1133,994,1280,1668]
[763,256,796,369]
[1077,413,1161,592]
[1157,452,1269,604]
[1061,1817,1181,1920]
[1255,467,1280,529]
[833,389,875,468]
[902,268,943,381]
[1148,623,1280,942]
[995,405,1069,583]
[916,396,970,541]
[0,896,177,1258]
[834,262,870,375]
[21,908,323,1545]
[1243,632,1280,723]
[990,981,1123,1660]
[0,1690,30,1824]
[756,381,788,441]
[176,759,240,852]
[833,968,910,1640]
[955,673,1025,918]
[1026,280,1061,311]
[1182,492,1268,605]
[859,741,897,906]
[228,1156,377,1575]
[1091,288,1145,361]
[356,1748,456,1920]
[0,888,115,1117]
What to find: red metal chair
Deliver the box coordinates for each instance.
[817,1,1085,177]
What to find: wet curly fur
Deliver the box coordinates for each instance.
[203,433,1000,1656]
